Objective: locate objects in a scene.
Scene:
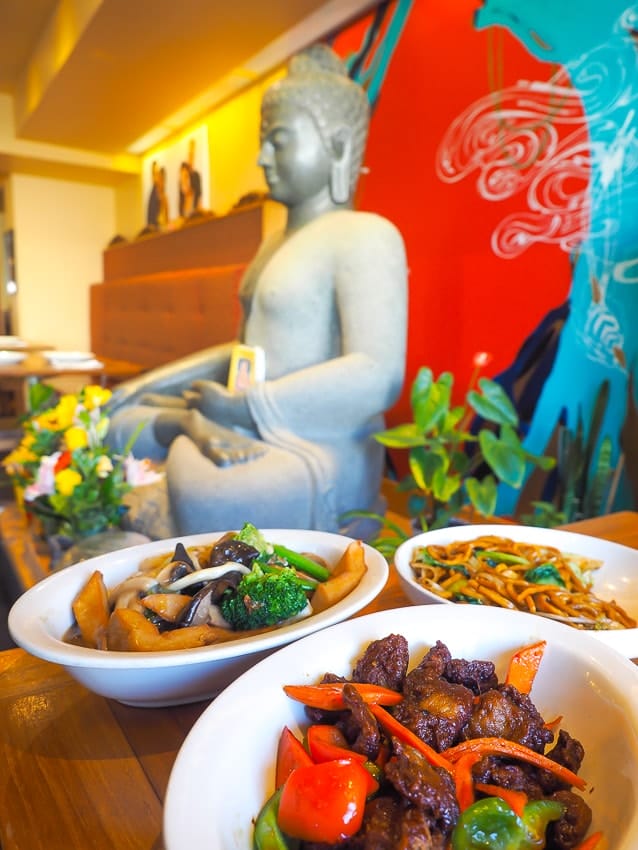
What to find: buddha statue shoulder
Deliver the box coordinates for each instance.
[107,43,408,537]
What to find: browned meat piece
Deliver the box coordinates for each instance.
[538,730,585,793]
[348,797,447,850]
[339,682,381,760]
[352,633,410,691]
[464,684,554,752]
[472,755,545,799]
[546,790,592,849]
[396,806,448,850]
[395,669,474,750]
[444,657,499,694]
[350,796,398,850]
[384,738,459,836]
[413,640,452,678]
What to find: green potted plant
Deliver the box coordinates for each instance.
[347,367,555,557]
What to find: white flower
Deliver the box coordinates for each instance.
[24,452,61,501]
[96,455,113,478]
[124,454,164,487]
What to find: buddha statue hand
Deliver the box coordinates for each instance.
[139,392,188,409]
[186,379,255,431]
[203,430,268,467]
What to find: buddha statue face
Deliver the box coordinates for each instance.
[258,103,333,207]
[259,44,370,209]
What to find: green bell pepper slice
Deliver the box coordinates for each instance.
[451,796,564,850]
[254,787,298,850]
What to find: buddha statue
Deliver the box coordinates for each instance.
[107,44,408,537]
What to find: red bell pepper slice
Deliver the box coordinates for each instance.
[306,724,367,765]
[505,640,546,695]
[275,726,313,788]
[277,759,369,843]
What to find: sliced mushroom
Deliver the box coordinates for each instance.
[166,562,251,593]
[208,539,259,568]
[108,574,158,606]
[177,571,244,627]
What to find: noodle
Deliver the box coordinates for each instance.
[409,534,636,630]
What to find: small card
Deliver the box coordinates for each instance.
[227,344,265,392]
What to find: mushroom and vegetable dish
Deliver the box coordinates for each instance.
[409,534,635,630]
[65,523,368,652]
[255,635,601,850]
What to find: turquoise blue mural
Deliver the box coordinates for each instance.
[444,2,638,514]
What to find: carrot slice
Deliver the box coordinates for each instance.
[369,703,455,773]
[475,782,528,818]
[455,753,480,810]
[505,640,547,694]
[442,737,586,791]
[283,682,403,711]
[573,831,604,850]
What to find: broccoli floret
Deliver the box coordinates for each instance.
[234,522,274,558]
[219,565,309,630]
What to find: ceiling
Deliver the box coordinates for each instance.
[0,0,378,158]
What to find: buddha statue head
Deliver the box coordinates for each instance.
[259,44,370,211]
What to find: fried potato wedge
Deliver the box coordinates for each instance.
[72,570,110,650]
[140,593,192,623]
[311,540,367,613]
[106,608,235,652]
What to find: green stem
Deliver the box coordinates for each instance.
[272,544,330,582]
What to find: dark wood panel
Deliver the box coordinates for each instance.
[103,203,269,279]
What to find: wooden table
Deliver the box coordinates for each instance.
[0,351,143,385]
[1,512,637,850]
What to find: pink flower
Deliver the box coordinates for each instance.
[24,452,61,502]
[124,455,164,487]
[473,351,493,368]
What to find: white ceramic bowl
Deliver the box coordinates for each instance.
[8,529,388,707]
[163,604,638,850]
[394,524,638,657]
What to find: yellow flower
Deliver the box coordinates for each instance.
[3,443,37,468]
[55,395,78,429]
[96,455,113,478]
[55,468,83,496]
[33,394,77,432]
[65,426,88,451]
[84,385,112,411]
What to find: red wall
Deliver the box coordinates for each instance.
[335,2,576,425]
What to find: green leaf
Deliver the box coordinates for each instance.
[465,475,497,517]
[410,367,434,410]
[28,382,56,414]
[442,405,466,432]
[409,447,446,491]
[375,423,425,448]
[479,430,526,488]
[432,466,461,502]
[467,378,519,427]
[413,378,452,433]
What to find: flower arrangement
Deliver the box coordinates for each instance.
[2,382,158,539]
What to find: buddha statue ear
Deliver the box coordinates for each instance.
[329,127,353,205]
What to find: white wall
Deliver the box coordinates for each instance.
[8,174,116,350]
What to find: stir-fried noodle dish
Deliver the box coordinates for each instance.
[409,534,635,630]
